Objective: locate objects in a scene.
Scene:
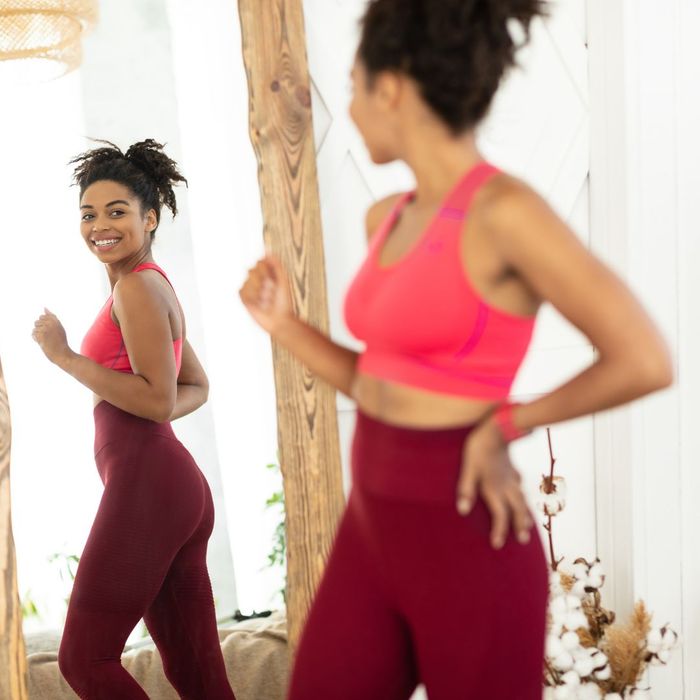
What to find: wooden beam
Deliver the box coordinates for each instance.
[0,358,29,699]
[237,0,346,655]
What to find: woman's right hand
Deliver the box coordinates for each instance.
[239,255,296,335]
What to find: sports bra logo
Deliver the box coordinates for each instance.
[423,240,445,254]
[439,206,465,221]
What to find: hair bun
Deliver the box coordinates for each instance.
[124,139,187,216]
[359,0,547,133]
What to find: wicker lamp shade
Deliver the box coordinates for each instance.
[0,0,98,81]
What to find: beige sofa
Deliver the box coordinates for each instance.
[26,614,289,699]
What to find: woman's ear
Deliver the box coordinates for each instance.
[374,70,403,111]
[145,209,158,233]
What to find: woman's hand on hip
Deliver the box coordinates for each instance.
[239,255,295,336]
[456,419,533,549]
[32,308,73,366]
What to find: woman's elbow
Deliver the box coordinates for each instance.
[200,375,210,404]
[151,394,177,423]
[633,346,675,394]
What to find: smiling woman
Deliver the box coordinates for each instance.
[29,140,237,699]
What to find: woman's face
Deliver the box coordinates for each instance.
[349,58,402,164]
[79,180,157,262]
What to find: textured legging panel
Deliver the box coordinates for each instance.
[58,401,236,700]
[287,410,549,700]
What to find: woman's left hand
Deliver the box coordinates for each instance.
[456,418,533,549]
[32,309,72,366]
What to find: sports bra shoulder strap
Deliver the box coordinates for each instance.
[369,191,414,248]
[131,262,176,293]
[442,161,501,215]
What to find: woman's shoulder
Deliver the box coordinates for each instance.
[113,266,170,308]
[472,169,542,221]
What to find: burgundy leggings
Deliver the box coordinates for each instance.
[288,410,548,700]
[58,401,236,700]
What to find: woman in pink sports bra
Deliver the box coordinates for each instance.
[240,1,673,698]
[32,140,236,699]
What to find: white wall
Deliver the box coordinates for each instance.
[588,0,699,697]
[165,0,284,611]
[0,71,99,630]
[677,3,700,697]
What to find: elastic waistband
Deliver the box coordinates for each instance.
[93,401,176,456]
[351,410,477,503]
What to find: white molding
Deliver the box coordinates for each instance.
[589,0,691,696]
[586,0,636,619]
[676,1,700,696]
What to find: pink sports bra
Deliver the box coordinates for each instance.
[81,262,183,374]
[344,162,536,400]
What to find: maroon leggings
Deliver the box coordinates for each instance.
[58,401,236,699]
[288,410,548,700]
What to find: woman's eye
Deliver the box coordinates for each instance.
[82,214,94,222]
[110,210,124,217]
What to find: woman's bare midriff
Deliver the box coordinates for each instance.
[351,372,498,428]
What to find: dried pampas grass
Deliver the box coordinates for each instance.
[599,602,652,694]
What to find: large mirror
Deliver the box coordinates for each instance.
[1,0,290,696]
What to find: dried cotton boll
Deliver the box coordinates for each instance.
[547,633,565,658]
[561,670,581,687]
[589,648,611,681]
[646,628,663,653]
[604,694,623,700]
[573,562,588,580]
[573,653,595,678]
[550,593,590,631]
[538,476,567,516]
[588,561,605,588]
[558,558,576,577]
[562,631,581,651]
[550,571,566,597]
[571,558,605,594]
[571,579,589,598]
[577,683,602,700]
[552,650,575,672]
[661,627,679,650]
[554,686,576,700]
[594,664,611,681]
[627,689,651,699]
[646,624,679,664]
[654,648,671,665]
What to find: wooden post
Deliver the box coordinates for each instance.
[237,0,346,655]
[0,358,29,699]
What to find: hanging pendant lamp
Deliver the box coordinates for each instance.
[0,0,98,82]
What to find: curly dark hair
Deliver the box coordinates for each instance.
[69,139,187,238]
[358,0,547,134]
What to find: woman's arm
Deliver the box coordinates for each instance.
[481,177,674,433]
[35,273,179,422]
[170,339,209,420]
[456,178,673,549]
[240,197,404,396]
[239,256,359,397]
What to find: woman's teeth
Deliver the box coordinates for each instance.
[94,239,119,247]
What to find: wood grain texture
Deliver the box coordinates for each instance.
[0,358,29,699]
[237,0,345,656]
